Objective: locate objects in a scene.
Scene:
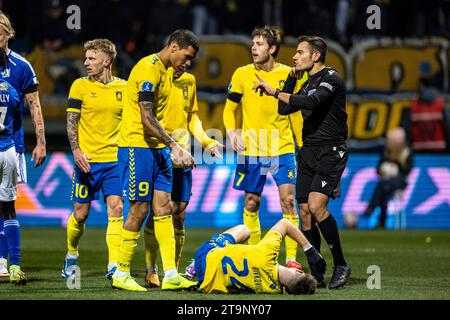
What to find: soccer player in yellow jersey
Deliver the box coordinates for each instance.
[143,68,223,288]
[190,218,325,294]
[223,26,307,263]
[112,29,199,292]
[61,39,125,280]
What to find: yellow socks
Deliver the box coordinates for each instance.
[67,213,85,255]
[154,215,176,272]
[117,227,140,273]
[144,226,159,271]
[106,217,123,265]
[244,208,260,245]
[174,228,185,268]
[283,212,299,261]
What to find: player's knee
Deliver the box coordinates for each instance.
[107,199,123,218]
[1,201,16,219]
[245,195,261,212]
[73,203,90,222]
[281,194,296,211]
[307,202,327,219]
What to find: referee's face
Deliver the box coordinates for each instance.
[293,42,315,71]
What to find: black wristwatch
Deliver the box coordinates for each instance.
[274,89,280,99]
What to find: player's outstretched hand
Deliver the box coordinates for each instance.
[305,247,327,279]
[31,143,47,168]
[73,148,91,173]
[207,141,224,160]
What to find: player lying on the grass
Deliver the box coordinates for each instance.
[185,218,325,294]
[143,67,223,288]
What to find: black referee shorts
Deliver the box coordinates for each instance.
[296,144,348,204]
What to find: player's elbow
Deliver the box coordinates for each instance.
[278,103,290,115]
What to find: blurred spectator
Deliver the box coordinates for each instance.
[363,127,413,229]
[410,77,450,152]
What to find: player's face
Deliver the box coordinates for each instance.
[0,27,11,49]
[293,41,317,71]
[251,36,271,64]
[171,45,197,74]
[84,49,109,77]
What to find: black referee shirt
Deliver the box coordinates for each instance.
[278,67,348,146]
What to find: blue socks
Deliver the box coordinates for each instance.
[0,217,8,259]
[4,219,21,266]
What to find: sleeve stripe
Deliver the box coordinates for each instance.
[67,99,82,110]
[227,92,242,103]
[66,108,81,113]
[23,84,38,94]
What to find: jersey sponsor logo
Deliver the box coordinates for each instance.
[338,151,345,158]
[319,82,333,91]
[1,68,10,78]
[328,70,335,75]
[0,82,9,91]
[321,180,328,188]
[90,92,97,98]
[115,91,122,102]
[142,81,154,92]
[307,89,316,96]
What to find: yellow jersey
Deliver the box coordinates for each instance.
[200,231,283,294]
[162,70,198,151]
[227,63,306,156]
[119,53,174,149]
[67,76,126,162]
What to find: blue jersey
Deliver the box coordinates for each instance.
[0,80,20,151]
[0,50,39,153]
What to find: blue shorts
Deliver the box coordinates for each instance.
[118,147,172,202]
[194,233,236,285]
[172,168,192,203]
[71,162,121,203]
[233,153,296,193]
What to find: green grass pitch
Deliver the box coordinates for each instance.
[1,227,449,300]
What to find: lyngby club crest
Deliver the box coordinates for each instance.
[116,91,122,102]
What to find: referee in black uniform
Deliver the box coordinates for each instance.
[253,36,351,289]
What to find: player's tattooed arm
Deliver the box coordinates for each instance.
[67,111,80,151]
[26,91,47,167]
[26,91,46,146]
[139,100,174,147]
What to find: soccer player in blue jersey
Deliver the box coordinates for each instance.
[0,11,46,277]
[0,47,26,285]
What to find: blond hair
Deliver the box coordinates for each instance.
[0,11,15,38]
[84,39,117,63]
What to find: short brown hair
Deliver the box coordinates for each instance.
[251,26,283,58]
[0,11,15,38]
[297,35,327,63]
[285,274,317,295]
[84,39,117,63]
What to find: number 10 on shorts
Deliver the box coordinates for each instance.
[75,183,88,199]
